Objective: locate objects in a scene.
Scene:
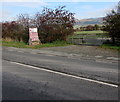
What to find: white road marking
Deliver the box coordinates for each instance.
[10,61,118,88]
[29,52,37,54]
[95,56,103,58]
[95,60,113,64]
[8,49,13,51]
[17,51,24,53]
[45,54,54,56]
[106,57,119,61]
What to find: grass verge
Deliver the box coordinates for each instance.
[100,44,120,50]
[1,40,72,49]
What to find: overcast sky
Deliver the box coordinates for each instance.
[1,0,119,21]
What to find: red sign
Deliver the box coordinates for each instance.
[29,28,39,41]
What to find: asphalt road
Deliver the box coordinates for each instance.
[2,47,119,100]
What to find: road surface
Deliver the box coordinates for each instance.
[2,47,118,100]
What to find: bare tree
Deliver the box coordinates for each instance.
[35,6,75,43]
[2,6,75,43]
[17,14,30,29]
[17,14,31,43]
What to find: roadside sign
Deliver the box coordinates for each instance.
[29,28,39,41]
[29,28,41,45]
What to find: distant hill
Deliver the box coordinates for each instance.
[74,17,103,27]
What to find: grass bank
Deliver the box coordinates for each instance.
[1,40,72,49]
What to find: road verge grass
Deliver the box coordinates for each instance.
[1,40,72,49]
[1,40,120,50]
[100,44,120,50]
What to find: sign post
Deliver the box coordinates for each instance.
[29,28,41,45]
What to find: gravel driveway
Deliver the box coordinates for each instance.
[40,45,119,61]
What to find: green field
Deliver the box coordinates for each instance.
[74,30,104,34]
[69,30,108,39]
[73,25,103,29]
